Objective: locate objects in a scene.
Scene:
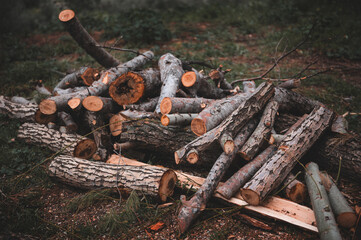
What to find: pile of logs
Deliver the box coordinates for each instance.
[1,9,360,238]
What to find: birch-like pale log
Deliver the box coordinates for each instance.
[48,155,177,202]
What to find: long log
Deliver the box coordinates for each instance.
[59,10,119,68]
[155,53,184,114]
[305,162,342,240]
[161,114,197,126]
[0,96,37,122]
[39,51,154,115]
[320,172,357,228]
[177,121,260,233]
[48,155,177,202]
[109,68,161,105]
[175,82,274,164]
[17,123,97,159]
[160,97,215,115]
[241,106,334,206]
[238,100,279,160]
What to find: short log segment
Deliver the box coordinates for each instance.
[124,97,159,112]
[48,155,177,202]
[109,68,161,105]
[59,10,119,68]
[155,53,184,114]
[305,162,342,240]
[238,100,279,160]
[0,96,37,122]
[177,122,261,233]
[39,51,154,115]
[160,97,215,115]
[241,106,334,206]
[58,111,78,133]
[320,172,357,228]
[35,110,57,124]
[216,145,277,199]
[161,114,197,126]
[82,96,119,113]
[175,82,274,164]
[283,173,307,204]
[17,123,96,159]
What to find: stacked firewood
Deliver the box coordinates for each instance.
[1,9,360,238]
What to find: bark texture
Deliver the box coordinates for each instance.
[48,155,177,202]
[161,114,197,126]
[124,97,159,112]
[160,97,215,115]
[0,96,37,122]
[241,106,334,206]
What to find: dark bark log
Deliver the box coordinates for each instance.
[58,111,78,133]
[175,82,274,164]
[238,100,278,161]
[17,122,96,159]
[160,97,215,115]
[59,10,119,68]
[320,172,357,228]
[109,68,161,105]
[161,114,197,126]
[0,96,37,122]
[305,162,342,240]
[34,109,57,125]
[48,155,177,202]
[241,106,334,206]
[155,53,185,113]
[197,76,230,99]
[39,51,153,115]
[208,65,232,90]
[283,173,307,204]
[331,115,348,134]
[124,97,159,112]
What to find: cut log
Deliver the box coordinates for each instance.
[155,53,184,114]
[175,82,274,164]
[82,96,119,113]
[59,10,119,68]
[35,109,57,125]
[208,65,232,89]
[216,145,277,199]
[177,120,261,233]
[191,92,248,136]
[181,71,198,88]
[108,157,318,233]
[197,75,230,99]
[48,155,177,202]
[320,172,357,228]
[0,96,37,122]
[57,111,78,133]
[161,114,197,126]
[39,51,153,115]
[241,106,334,206]
[305,162,342,240]
[160,97,215,115]
[238,100,279,160]
[109,68,161,105]
[283,173,307,204]
[81,67,100,86]
[124,97,159,112]
[17,122,96,159]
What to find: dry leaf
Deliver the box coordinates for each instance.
[149,222,165,231]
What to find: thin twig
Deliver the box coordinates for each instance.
[95,45,154,61]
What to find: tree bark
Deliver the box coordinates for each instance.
[17,122,96,159]
[48,155,177,202]
[58,111,78,133]
[124,97,159,112]
[155,53,185,113]
[241,106,334,206]
[305,162,342,240]
[175,82,274,164]
[161,114,197,126]
[109,68,161,105]
[283,173,307,204]
[0,96,37,122]
[59,10,120,68]
[238,100,279,160]
[160,97,215,115]
[35,109,57,125]
[319,172,357,228]
[39,51,154,115]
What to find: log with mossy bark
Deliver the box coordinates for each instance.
[48,155,177,202]
[319,172,357,228]
[305,162,342,240]
[175,82,274,164]
[39,51,154,115]
[109,68,161,105]
[0,96,37,122]
[155,53,184,114]
[17,122,97,159]
[241,106,334,206]
[59,10,120,68]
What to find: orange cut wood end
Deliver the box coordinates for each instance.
[82,96,103,112]
[337,212,357,229]
[73,139,97,160]
[81,67,100,86]
[159,170,177,202]
[223,141,235,155]
[39,99,57,115]
[187,150,199,164]
[238,151,251,161]
[161,115,170,126]
[241,189,260,206]
[59,9,75,22]
[191,118,207,136]
[109,114,127,136]
[109,72,145,105]
[35,109,56,124]
[181,71,197,87]
[68,98,82,110]
[160,97,172,115]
